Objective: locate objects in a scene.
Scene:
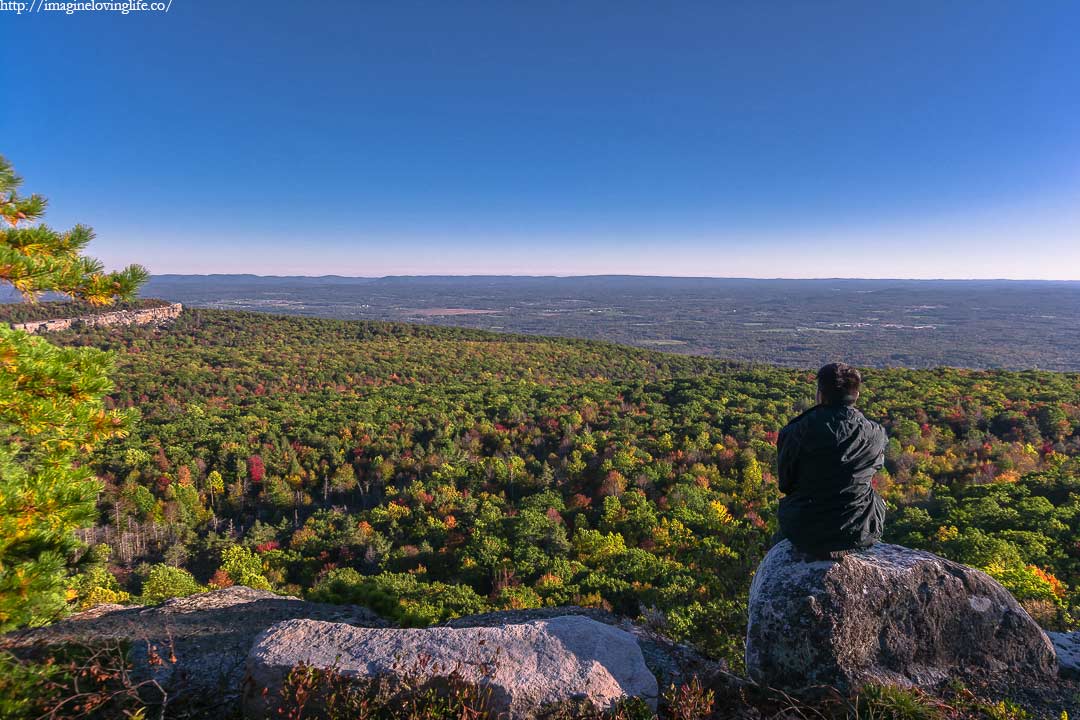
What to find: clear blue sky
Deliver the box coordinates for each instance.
[2,1,1078,278]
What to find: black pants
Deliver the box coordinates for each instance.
[771,530,870,561]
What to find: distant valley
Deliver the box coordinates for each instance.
[141,275,1080,371]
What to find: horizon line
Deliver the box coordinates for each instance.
[146,273,1080,283]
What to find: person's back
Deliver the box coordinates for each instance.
[777,363,886,558]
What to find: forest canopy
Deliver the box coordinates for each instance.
[44,309,1080,667]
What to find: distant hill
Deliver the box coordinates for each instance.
[141,275,1080,371]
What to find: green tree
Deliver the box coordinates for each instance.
[0,155,147,630]
[328,463,357,494]
[207,470,225,508]
[218,545,272,591]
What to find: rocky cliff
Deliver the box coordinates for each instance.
[10,301,183,333]
[0,587,717,718]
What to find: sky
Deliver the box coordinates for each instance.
[1,1,1078,279]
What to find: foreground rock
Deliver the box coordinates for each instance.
[446,606,724,691]
[0,586,385,715]
[1048,631,1080,679]
[245,616,659,719]
[746,540,1057,692]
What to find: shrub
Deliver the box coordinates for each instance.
[855,684,945,720]
[276,660,494,720]
[661,676,714,720]
[308,569,486,625]
[70,562,131,610]
[139,564,203,604]
[0,643,163,719]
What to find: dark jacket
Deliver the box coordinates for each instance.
[777,403,887,554]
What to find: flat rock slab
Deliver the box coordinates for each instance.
[1,586,385,716]
[245,615,658,719]
[746,540,1057,692]
[1048,631,1080,679]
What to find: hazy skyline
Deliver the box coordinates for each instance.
[2,1,1078,279]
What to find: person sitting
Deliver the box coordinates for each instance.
[777,362,887,560]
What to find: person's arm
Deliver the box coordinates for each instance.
[870,420,888,470]
[864,418,887,456]
[777,424,798,494]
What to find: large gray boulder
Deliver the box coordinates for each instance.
[245,615,658,719]
[746,540,1057,692]
[0,586,385,715]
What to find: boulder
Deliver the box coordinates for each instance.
[445,606,725,690]
[245,615,659,719]
[746,540,1057,692]
[0,586,385,716]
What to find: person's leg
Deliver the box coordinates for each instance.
[789,541,868,562]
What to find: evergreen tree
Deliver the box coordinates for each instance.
[0,155,147,630]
